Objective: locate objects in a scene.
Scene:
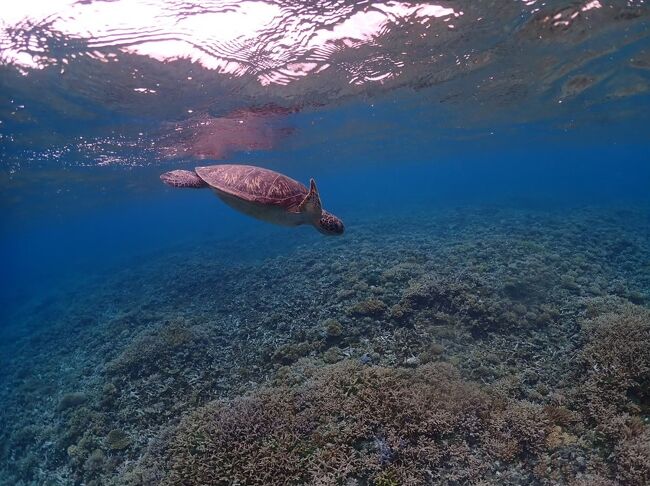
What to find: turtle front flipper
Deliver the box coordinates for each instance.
[298,178,322,220]
[160,170,208,188]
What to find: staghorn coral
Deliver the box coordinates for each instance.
[391,273,559,336]
[348,298,388,317]
[613,428,650,485]
[146,361,550,486]
[105,319,200,379]
[565,303,650,486]
[576,304,650,436]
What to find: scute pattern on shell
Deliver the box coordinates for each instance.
[195,164,308,207]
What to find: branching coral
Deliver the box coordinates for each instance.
[105,319,202,379]
[153,362,549,485]
[3,207,649,485]
[106,429,131,450]
[348,298,388,317]
[577,304,650,433]
[614,428,650,485]
[572,303,650,485]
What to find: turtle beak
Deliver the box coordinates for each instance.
[316,211,344,236]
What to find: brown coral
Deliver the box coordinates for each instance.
[106,429,131,451]
[152,362,548,485]
[614,428,650,485]
[576,304,650,435]
[570,304,650,486]
[348,298,388,317]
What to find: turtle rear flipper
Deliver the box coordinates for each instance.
[160,170,208,188]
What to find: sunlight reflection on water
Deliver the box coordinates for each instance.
[1,0,464,85]
[0,0,648,179]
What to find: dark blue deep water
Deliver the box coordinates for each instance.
[1,2,649,485]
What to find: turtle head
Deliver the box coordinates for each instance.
[299,179,343,235]
[316,210,344,236]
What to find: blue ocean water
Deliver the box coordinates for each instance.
[1,1,650,485]
[2,121,648,327]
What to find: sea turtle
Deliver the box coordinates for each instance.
[160,164,344,235]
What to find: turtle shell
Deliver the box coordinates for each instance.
[195,164,308,209]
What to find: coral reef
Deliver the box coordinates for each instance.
[151,362,550,486]
[106,429,131,450]
[57,392,88,411]
[578,304,650,424]
[0,206,648,485]
[348,298,388,317]
[323,318,343,338]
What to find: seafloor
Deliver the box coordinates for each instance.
[1,205,649,486]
